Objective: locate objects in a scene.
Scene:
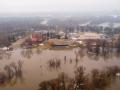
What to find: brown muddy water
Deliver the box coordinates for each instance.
[0,48,120,90]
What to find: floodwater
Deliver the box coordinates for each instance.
[0,48,120,90]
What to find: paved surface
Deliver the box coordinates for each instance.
[10,36,29,48]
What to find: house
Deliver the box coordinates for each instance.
[30,33,46,43]
[48,39,70,46]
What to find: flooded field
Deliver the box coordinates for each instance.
[0,48,120,90]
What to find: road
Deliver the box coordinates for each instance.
[10,36,29,48]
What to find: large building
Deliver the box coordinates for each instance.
[69,32,105,46]
[30,33,46,43]
[70,32,105,40]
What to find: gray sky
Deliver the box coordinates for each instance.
[0,0,119,13]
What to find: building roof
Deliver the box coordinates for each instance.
[70,32,103,40]
[48,39,70,46]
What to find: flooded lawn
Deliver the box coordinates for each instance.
[0,48,120,90]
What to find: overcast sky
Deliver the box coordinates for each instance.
[0,0,119,14]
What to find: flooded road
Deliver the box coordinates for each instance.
[0,48,120,90]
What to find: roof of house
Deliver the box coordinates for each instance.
[48,39,70,46]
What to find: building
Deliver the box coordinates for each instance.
[70,32,105,46]
[48,39,70,46]
[30,33,46,43]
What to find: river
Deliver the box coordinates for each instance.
[0,48,120,90]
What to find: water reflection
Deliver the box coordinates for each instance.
[21,48,42,59]
[21,49,33,59]
[1,47,120,90]
[0,50,12,60]
[38,66,120,90]
[19,46,120,61]
[0,60,24,86]
[47,58,61,71]
[36,48,42,55]
[73,47,120,61]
